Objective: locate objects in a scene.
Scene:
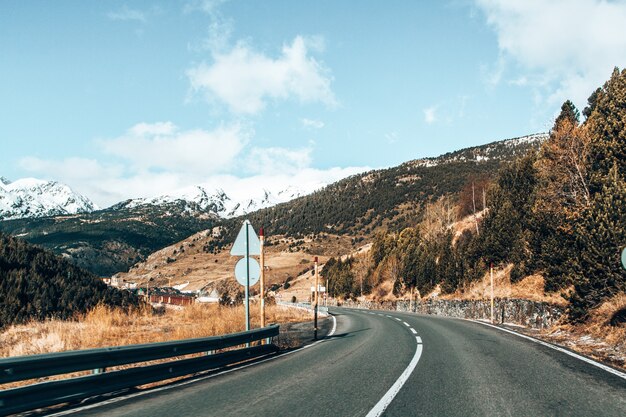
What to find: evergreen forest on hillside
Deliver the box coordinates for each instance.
[322,68,626,323]
[0,201,217,276]
[0,232,139,328]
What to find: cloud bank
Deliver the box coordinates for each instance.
[19,122,366,208]
[476,0,626,110]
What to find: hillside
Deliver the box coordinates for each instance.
[112,228,355,297]
[0,134,546,277]
[0,202,217,276]
[210,133,547,249]
[0,232,139,328]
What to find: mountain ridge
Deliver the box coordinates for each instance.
[0,178,98,220]
[0,133,547,277]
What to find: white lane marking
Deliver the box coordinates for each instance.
[415,336,422,344]
[385,315,392,318]
[378,314,384,317]
[472,320,626,381]
[50,315,338,416]
[366,338,423,417]
[403,321,410,327]
[410,328,417,335]
[394,317,402,322]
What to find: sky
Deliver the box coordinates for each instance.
[2,0,626,208]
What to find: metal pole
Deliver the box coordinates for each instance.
[490,262,494,324]
[314,256,319,340]
[260,227,265,329]
[245,223,250,332]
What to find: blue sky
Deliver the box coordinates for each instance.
[2,0,626,207]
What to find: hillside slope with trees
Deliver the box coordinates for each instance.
[0,232,139,328]
[323,68,626,324]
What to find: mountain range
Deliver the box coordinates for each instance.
[0,177,308,221]
[113,184,308,218]
[0,133,547,276]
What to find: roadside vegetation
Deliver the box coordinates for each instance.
[0,302,310,358]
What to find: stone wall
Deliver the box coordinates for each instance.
[335,298,564,329]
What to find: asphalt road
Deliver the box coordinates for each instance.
[63,308,626,417]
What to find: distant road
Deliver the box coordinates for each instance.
[64,308,626,417]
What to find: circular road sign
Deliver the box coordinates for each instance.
[622,247,626,271]
[235,257,260,287]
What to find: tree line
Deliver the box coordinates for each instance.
[322,68,626,323]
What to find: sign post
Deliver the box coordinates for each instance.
[231,220,261,332]
[314,256,319,340]
[260,228,265,329]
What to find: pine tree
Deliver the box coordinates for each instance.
[567,166,626,321]
[476,154,538,269]
[583,88,601,119]
[586,67,626,194]
[555,100,580,126]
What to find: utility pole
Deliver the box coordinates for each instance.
[314,256,319,340]
[260,227,265,328]
[490,262,494,324]
[473,182,480,235]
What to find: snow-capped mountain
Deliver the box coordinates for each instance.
[408,133,548,168]
[0,177,98,220]
[115,184,308,218]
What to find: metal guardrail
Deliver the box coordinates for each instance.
[0,325,279,415]
[277,301,329,315]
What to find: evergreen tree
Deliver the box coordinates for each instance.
[555,100,580,127]
[586,67,626,194]
[583,87,601,119]
[475,154,538,273]
[567,166,626,321]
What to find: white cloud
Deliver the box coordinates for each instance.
[423,106,437,124]
[301,118,325,129]
[98,122,247,175]
[475,0,626,109]
[18,122,365,208]
[187,36,337,114]
[185,0,234,53]
[107,6,146,22]
[246,147,312,175]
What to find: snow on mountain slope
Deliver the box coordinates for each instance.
[408,133,548,168]
[0,177,98,220]
[117,183,309,218]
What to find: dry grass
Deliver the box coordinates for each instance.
[549,293,626,347]
[0,303,311,358]
[439,264,568,305]
[540,293,626,370]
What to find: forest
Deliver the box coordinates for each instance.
[0,231,139,328]
[322,68,626,323]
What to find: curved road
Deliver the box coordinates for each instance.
[62,308,625,416]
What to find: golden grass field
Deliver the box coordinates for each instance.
[0,303,311,358]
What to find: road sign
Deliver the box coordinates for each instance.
[231,220,260,256]
[310,286,326,292]
[235,257,260,286]
[622,247,626,270]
